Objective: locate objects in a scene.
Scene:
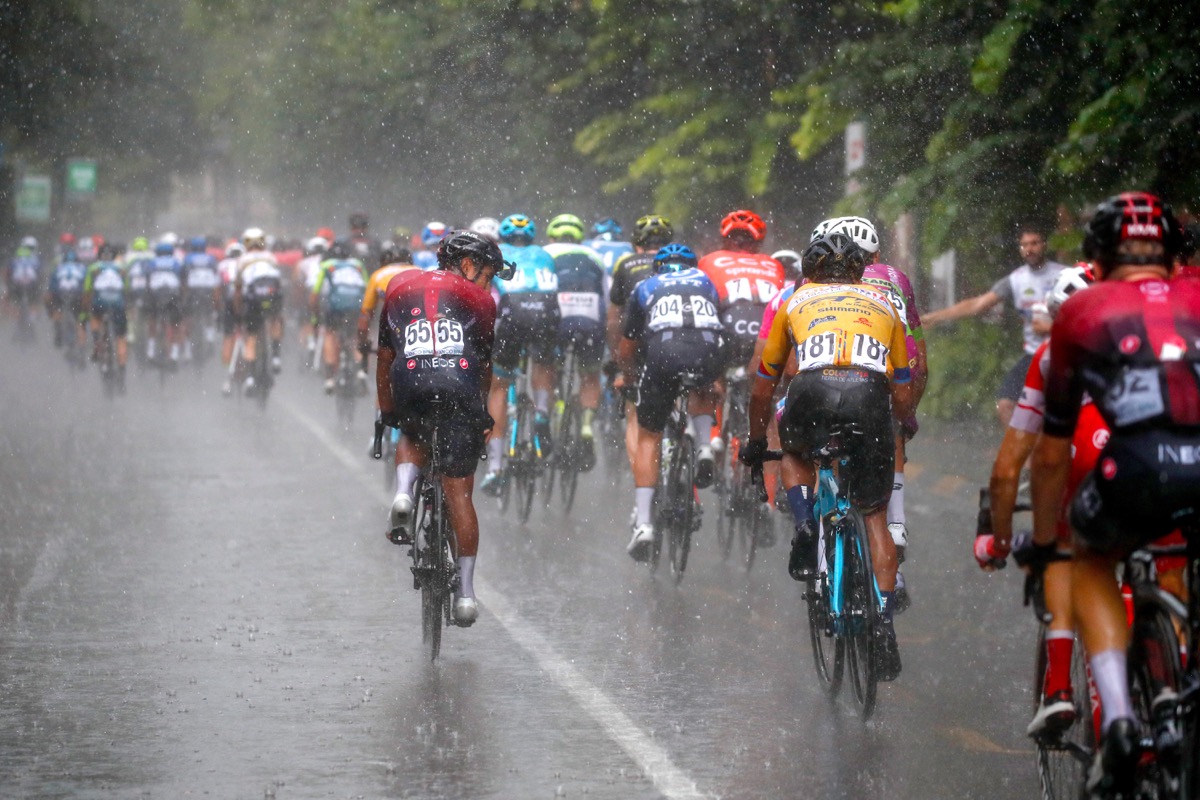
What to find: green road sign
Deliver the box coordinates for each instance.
[66,158,97,196]
[16,174,52,222]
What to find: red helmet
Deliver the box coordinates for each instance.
[59,232,76,246]
[316,227,335,244]
[1083,191,1184,266]
[720,209,766,241]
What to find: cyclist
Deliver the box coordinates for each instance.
[45,248,87,350]
[976,264,1099,736]
[1031,192,1200,797]
[376,230,510,626]
[143,240,185,365]
[544,213,607,469]
[311,240,369,394]
[698,209,786,485]
[480,214,560,494]
[296,235,329,368]
[747,232,914,681]
[606,215,675,468]
[123,236,154,351]
[7,236,42,329]
[348,212,381,271]
[218,241,246,394]
[618,244,724,561]
[233,227,285,393]
[811,216,927,608]
[182,235,220,361]
[357,242,417,370]
[82,243,130,389]
[584,217,633,273]
[413,221,449,269]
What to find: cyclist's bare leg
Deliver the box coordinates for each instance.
[323,327,338,378]
[269,314,283,359]
[580,368,601,423]
[243,330,257,363]
[530,360,556,414]
[996,397,1016,428]
[485,376,510,466]
[1072,549,1133,727]
[116,337,128,367]
[865,507,897,592]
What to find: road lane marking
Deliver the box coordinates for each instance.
[279,395,711,800]
[937,725,1027,756]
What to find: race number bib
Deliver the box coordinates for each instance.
[796,331,839,371]
[93,270,123,293]
[404,318,465,357]
[648,294,720,331]
[850,333,889,372]
[149,271,181,291]
[725,277,778,304]
[1106,368,1164,426]
[558,292,600,321]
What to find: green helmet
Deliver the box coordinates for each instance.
[633,215,674,248]
[546,213,586,243]
[132,236,150,252]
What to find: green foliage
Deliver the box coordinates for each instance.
[920,319,1015,421]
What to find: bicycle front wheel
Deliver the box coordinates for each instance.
[806,567,844,698]
[843,510,878,719]
[420,483,453,662]
[558,402,580,512]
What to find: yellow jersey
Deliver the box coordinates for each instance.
[758,282,911,382]
[361,264,416,315]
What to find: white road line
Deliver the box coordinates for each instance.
[278,396,711,800]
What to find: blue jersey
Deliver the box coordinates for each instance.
[624,268,723,340]
[544,242,605,331]
[495,243,557,297]
[86,261,127,309]
[183,252,220,290]
[146,255,183,296]
[583,237,633,274]
[9,250,41,286]
[412,250,439,270]
[50,261,87,297]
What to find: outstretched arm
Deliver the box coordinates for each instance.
[923,291,1001,326]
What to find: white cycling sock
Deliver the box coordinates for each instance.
[458,556,476,599]
[487,437,503,467]
[1091,649,1133,732]
[533,389,551,414]
[692,415,714,447]
[395,463,420,498]
[635,487,655,527]
[887,472,906,526]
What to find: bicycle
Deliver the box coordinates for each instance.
[754,428,884,719]
[333,327,364,428]
[650,372,705,585]
[715,368,773,571]
[93,313,121,398]
[542,343,584,512]
[499,356,546,524]
[373,403,464,662]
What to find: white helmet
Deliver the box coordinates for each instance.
[225,241,246,258]
[813,216,880,255]
[242,227,266,250]
[159,232,180,248]
[469,217,501,243]
[1045,264,1095,318]
[304,236,329,256]
[19,236,37,249]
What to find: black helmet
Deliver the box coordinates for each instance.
[380,241,412,266]
[1083,191,1185,267]
[632,215,674,248]
[437,230,514,280]
[802,232,867,284]
[328,239,352,260]
[349,212,369,231]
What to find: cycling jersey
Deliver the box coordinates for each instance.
[699,250,785,359]
[297,254,324,291]
[381,268,497,477]
[183,252,220,291]
[990,261,1067,354]
[124,251,153,296]
[85,260,127,310]
[861,263,923,376]
[49,261,87,300]
[362,264,416,317]
[313,257,368,315]
[758,282,910,383]
[583,236,633,274]
[145,254,183,298]
[545,242,605,329]
[236,250,284,316]
[623,268,724,341]
[1044,276,1200,552]
[608,252,657,309]
[493,243,559,371]
[9,249,40,287]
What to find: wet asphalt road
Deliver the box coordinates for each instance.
[1,324,1043,799]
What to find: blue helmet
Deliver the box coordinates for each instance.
[499,214,536,243]
[653,243,698,273]
[420,221,448,248]
[154,241,175,256]
[592,217,622,237]
[61,249,79,263]
[189,235,208,252]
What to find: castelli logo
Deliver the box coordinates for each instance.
[459,358,468,369]
[1092,429,1110,450]
[412,307,421,316]
[1119,335,1141,354]
[1101,457,1117,480]
[407,359,416,370]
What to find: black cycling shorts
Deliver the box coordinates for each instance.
[323,309,357,335]
[558,320,605,369]
[92,305,129,337]
[493,294,560,374]
[721,303,765,371]
[996,352,1035,402]
[389,377,490,479]
[243,298,281,334]
[1071,428,1200,556]
[779,367,895,512]
[635,329,723,434]
[144,292,183,325]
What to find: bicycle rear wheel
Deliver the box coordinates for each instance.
[419,481,452,661]
[806,569,845,698]
[1128,602,1183,797]
[666,435,696,585]
[843,511,878,719]
[558,402,580,512]
[1033,627,1095,800]
[515,401,537,523]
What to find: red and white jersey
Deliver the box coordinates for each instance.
[697,249,785,310]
